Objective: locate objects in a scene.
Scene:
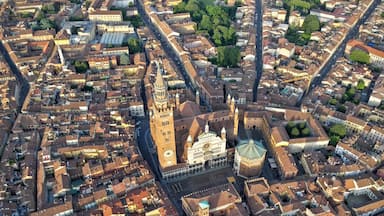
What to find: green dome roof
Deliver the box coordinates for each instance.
[236,140,266,160]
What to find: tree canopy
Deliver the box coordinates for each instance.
[291,127,300,138]
[328,98,338,105]
[217,46,240,67]
[74,61,88,73]
[301,127,311,137]
[350,49,370,64]
[127,15,144,28]
[287,121,296,130]
[286,121,311,138]
[127,38,142,54]
[329,135,340,146]
[42,3,59,14]
[303,15,320,34]
[174,0,237,46]
[336,104,346,113]
[120,54,130,65]
[357,79,365,90]
[286,27,310,46]
[329,124,346,138]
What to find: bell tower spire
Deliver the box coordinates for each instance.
[153,61,168,109]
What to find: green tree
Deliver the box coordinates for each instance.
[346,86,356,98]
[213,29,223,46]
[217,46,240,67]
[222,26,236,45]
[42,4,57,14]
[287,121,296,130]
[127,38,142,54]
[40,18,55,30]
[120,53,130,65]
[291,127,300,138]
[356,79,365,90]
[349,49,370,64]
[82,85,94,92]
[174,2,187,13]
[127,15,144,28]
[330,124,347,138]
[185,0,200,13]
[301,127,311,137]
[199,15,212,32]
[36,11,45,21]
[302,15,320,34]
[381,12,384,18]
[20,12,33,18]
[341,93,349,103]
[329,98,338,105]
[298,122,306,129]
[74,61,88,73]
[336,104,346,113]
[379,103,384,110]
[329,135,340,146]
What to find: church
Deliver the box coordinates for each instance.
[148,61,239,180]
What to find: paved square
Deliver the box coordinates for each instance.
[168,167,235,198]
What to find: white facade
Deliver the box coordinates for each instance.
[369,53,384,68]
[368,94,383,107]
[129,104,144,117]
[161,125,228,181]
[187,124,227,167]
[112,0,135,8]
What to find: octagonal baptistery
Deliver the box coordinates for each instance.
[234,139,267,179]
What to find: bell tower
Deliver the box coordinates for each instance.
[149,61,177,169]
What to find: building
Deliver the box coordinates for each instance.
[234,139,266,179]
[89,10,123,23]
[181,183,247,216]
[149,62,177,169]
[61,21,96,45]
[186,124,227,171]
[368,74,384,107]
[346,40,384,69]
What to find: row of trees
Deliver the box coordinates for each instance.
[286,121,311,138]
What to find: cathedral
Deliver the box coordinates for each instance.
[149,62,239,180]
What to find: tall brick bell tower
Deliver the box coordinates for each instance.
[149,62,177,169]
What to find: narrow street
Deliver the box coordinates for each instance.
[136,118,185,215]
[0,42,30,112]
[300,0,382,105]
[253,0,263,102]
[136,0,211,108]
